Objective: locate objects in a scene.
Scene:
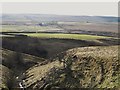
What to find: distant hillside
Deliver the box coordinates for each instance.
[1,14,118,23]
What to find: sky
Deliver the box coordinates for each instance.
[1,2,118,17]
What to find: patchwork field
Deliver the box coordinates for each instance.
[1,25,60,32]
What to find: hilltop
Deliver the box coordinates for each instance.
[21,46,119,89]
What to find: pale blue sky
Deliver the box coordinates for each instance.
[2,2,118,16]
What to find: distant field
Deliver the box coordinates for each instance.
[25,33,110,40]
[58,22,118,33]
[1,22,118,33]
[0,25,60,32]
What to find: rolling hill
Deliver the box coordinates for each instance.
[1,14,118,23]
[21,46,119,89]
[1,48,47,89]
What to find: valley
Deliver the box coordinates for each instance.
[0,14,120,89]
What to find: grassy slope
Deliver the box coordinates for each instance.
[25,33,110,40]
[23,46,119,89]
[2,48,46,66]
[0,64,12,90]
[4,36,115,59]
[24,61,62,88]
[1,48,47,89]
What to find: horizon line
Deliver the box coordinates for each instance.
[1,13,118,17]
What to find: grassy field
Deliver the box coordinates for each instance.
[25,33,110,40]
[1,22,118,33]
[1,25,60,32]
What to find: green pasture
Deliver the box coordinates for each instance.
[25,33,110,40]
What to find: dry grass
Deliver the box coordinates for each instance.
[23,45,119,89]
[0,64,12,89]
